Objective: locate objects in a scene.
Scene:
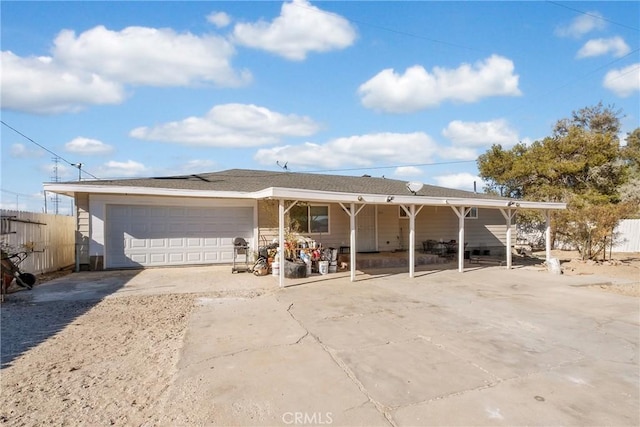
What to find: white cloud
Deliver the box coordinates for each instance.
[394,166,422,176]
[64,137,114,155]
[603,63,640,97]
[433,173,483,191]
[254,132,438,169]
[358,55,521,113]
[97,160,148,178]
[10,143,44,158]
[577,36,630,58]
[442,119,519,147]
[1,24,251,114]
[555,12,606,38]
[130,103,320,147]
[232,0,357,61]
[439,147,478,161]
[1,50,124,114]
[53,25,251,87]
[207,11,231,28]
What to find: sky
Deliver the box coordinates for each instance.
[1,0,639,214]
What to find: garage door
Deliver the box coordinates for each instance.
[105,205,253,268]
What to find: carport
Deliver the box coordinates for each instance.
[262,187,565,287]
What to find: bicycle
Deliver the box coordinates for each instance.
[1,250,37,302]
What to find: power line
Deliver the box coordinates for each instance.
[547,1,640,32]
[0,188,42,199]
[291,160,478,175]
[291,1,482,53]
[1,120,100,180]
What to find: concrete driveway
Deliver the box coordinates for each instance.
[10,265,639,426]
[156,266,638,426]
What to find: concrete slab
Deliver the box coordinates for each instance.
[16,264,638,426]
[158,289,393,425]
[177,295,308,368]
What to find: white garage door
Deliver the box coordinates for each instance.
[105,205,253,268]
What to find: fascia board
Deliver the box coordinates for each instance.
[444,198,566,210]
[267,188,449,205]
[43,183,254,199]
[43,183,567,210]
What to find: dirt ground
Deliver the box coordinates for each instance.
[0,252,637,426]
[543,250,640,297]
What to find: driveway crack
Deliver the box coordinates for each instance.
[285,302,397,427]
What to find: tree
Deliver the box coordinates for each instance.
[619,128,640,215]
[478,103,636,260]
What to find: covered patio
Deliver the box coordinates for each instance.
[266,188,565,287]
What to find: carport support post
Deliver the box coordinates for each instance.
[401,204,422,278]
[500,208,515,269]
[545,210,552,263]
[350,202,356,282]
[409,205,416,278]
[279,199,285,288]
[450,206,467,273]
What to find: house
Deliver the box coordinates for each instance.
[44,169,565,285]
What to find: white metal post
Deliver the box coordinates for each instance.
[278,199,285,287]
[458,207,465,273]
[500,208,516,269]
[506,208,512,269]
[545,210,552,263]
[350,202,356,282]
[409,204,416,278]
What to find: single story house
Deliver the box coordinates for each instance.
[44,168,565,286]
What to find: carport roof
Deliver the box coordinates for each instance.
[44,168,565,210]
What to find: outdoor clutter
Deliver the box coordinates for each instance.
[240,236,346,279]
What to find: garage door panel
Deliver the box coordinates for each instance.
[106,205,253,268]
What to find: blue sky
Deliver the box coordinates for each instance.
[1,0,639,214]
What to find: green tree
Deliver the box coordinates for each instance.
[478,103,636,260]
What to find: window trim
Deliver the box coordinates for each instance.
[290,204,330,234]
[465,207,478,219]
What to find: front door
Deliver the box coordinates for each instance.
[357,205,377,252]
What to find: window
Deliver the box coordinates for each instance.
[290,205,329,233]
[465,207,478,219]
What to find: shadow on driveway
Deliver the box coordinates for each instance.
[1,270,141,369]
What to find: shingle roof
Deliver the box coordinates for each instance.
[62,168,505,200]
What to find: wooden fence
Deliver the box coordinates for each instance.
[1,210,76,275]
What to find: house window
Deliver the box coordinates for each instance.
[290,205,329,233]
[465,207,478,219]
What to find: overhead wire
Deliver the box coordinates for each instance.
[1,120,101,180]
